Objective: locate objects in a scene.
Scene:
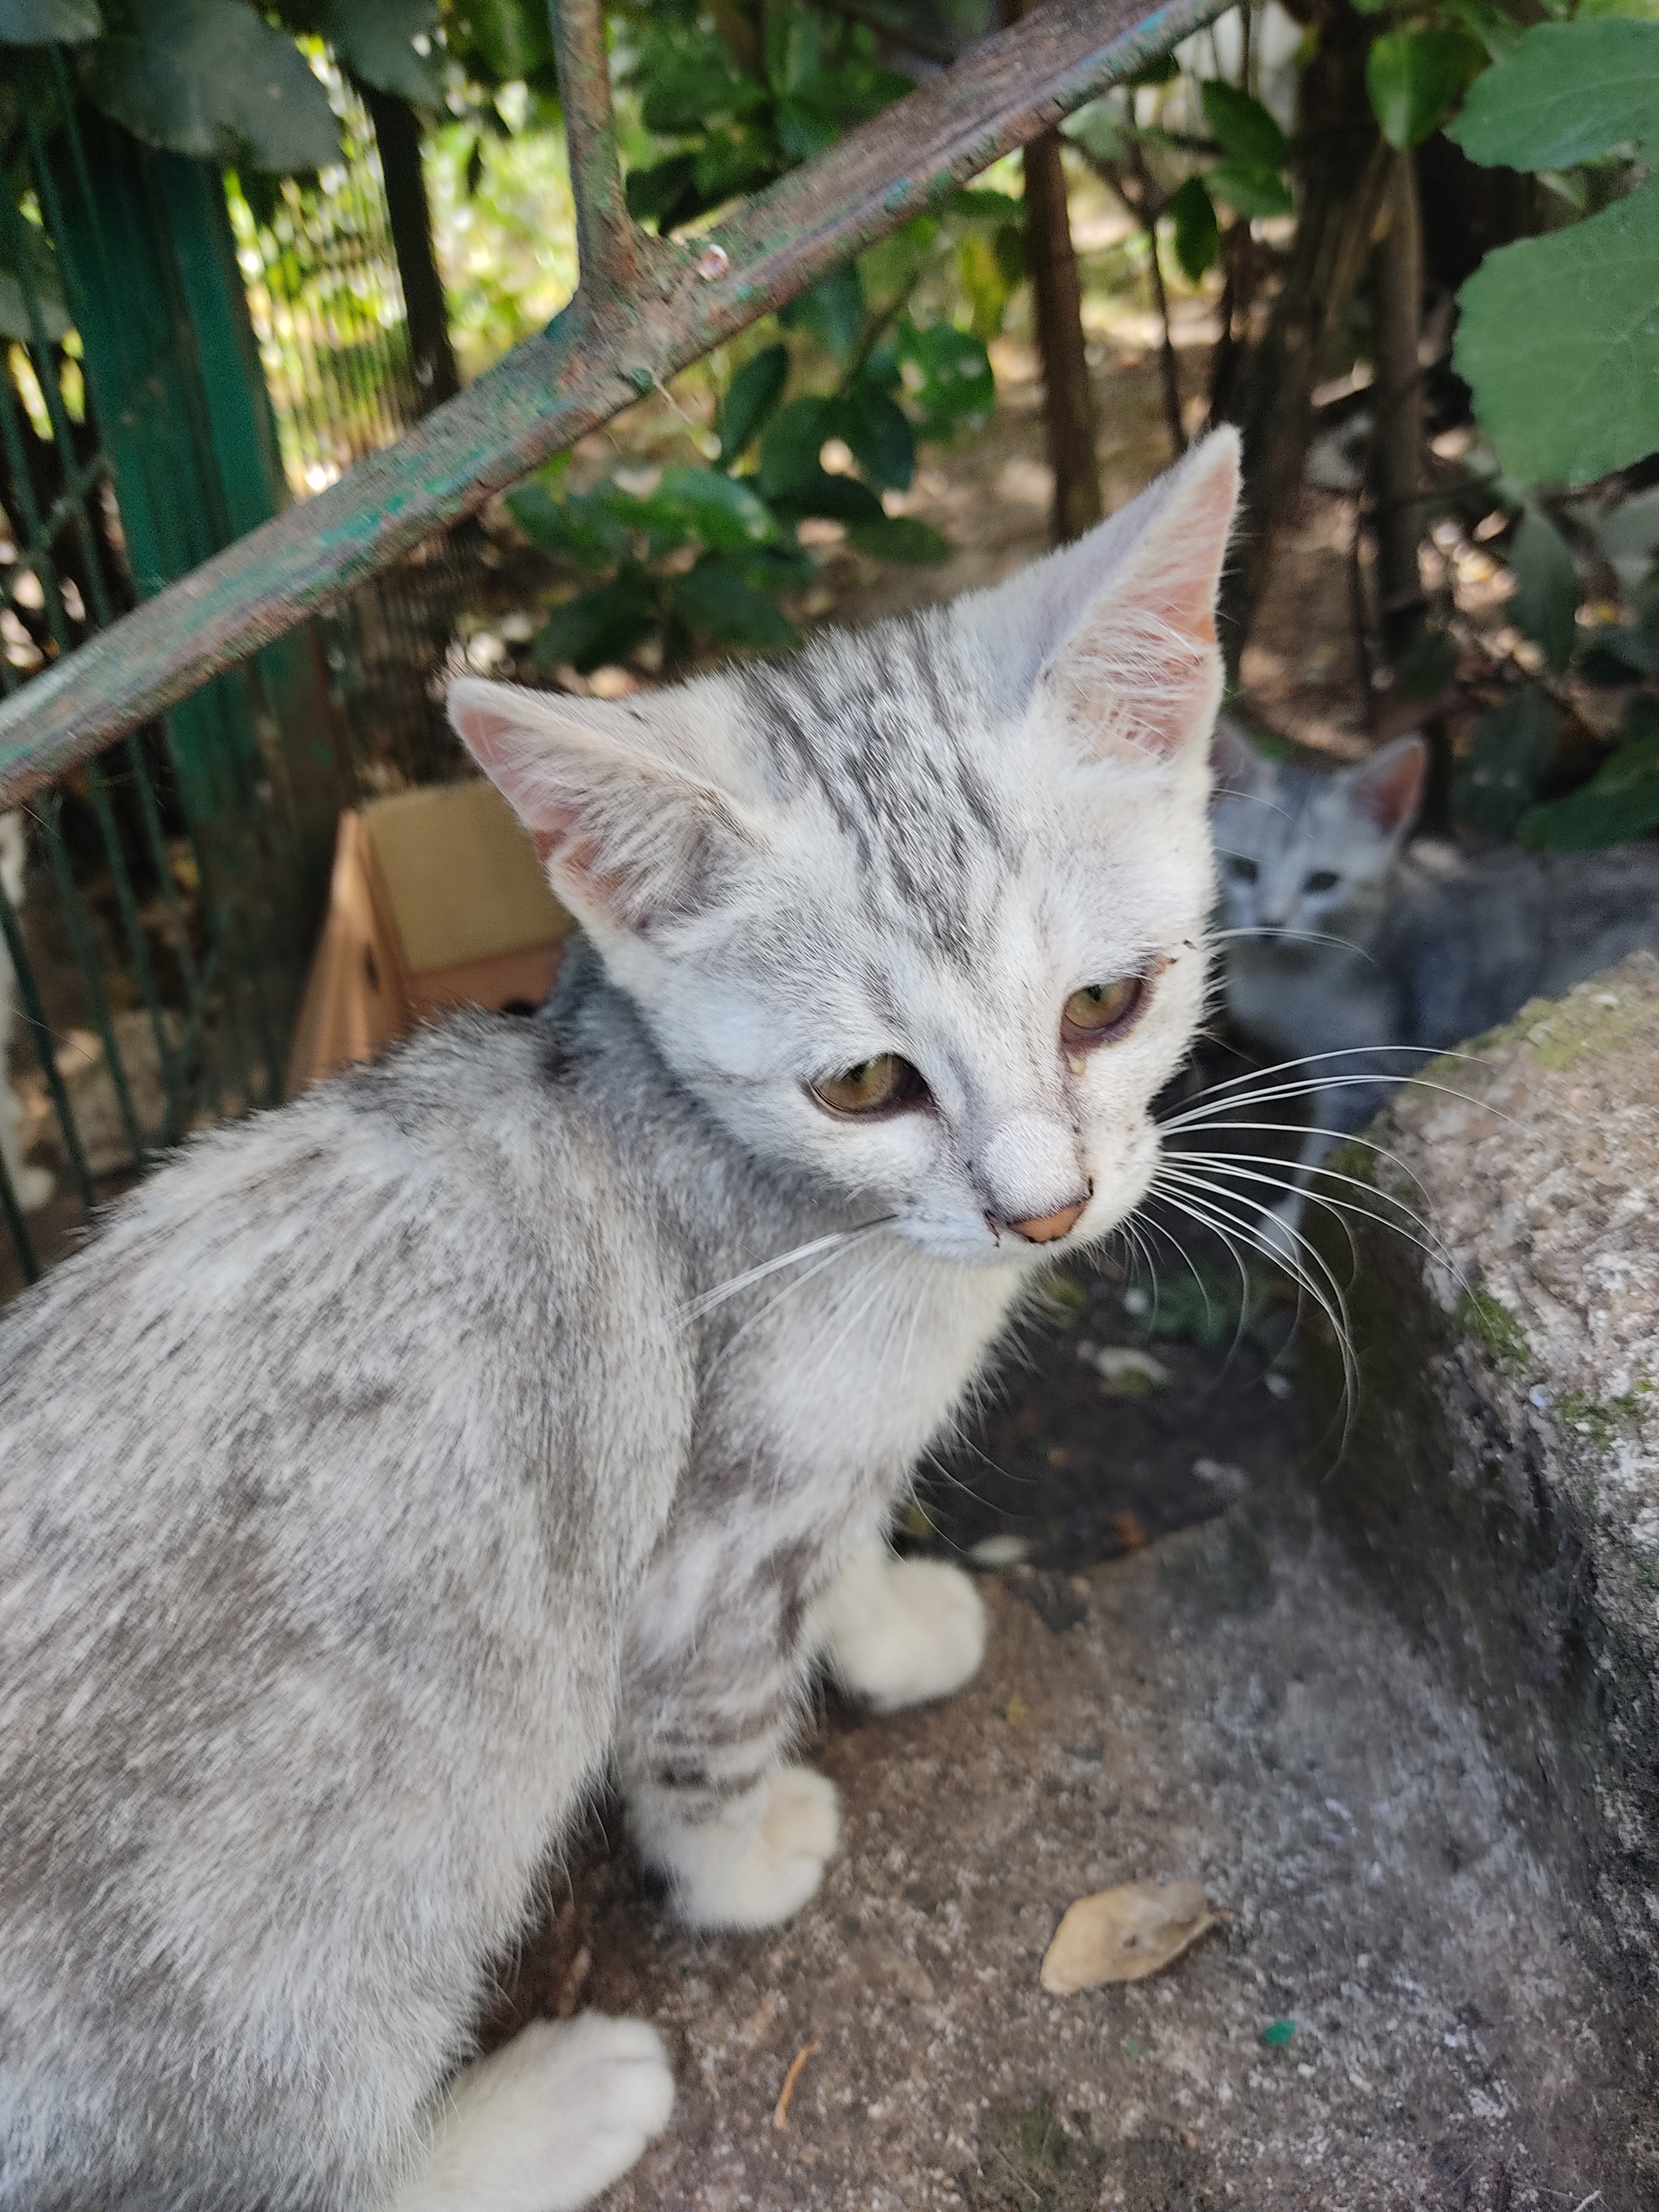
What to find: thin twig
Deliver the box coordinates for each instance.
[773,2040,821,2129]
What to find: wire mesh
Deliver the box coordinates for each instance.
[0,49,458,1306]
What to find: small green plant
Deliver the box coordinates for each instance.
[1456,1286,1529,1375]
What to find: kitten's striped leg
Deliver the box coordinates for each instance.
[620,1524,842,1932]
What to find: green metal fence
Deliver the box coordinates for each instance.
[0,0,1229,1303]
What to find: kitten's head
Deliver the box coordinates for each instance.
[451,431,1239,1268]
[1211,721,1426,939]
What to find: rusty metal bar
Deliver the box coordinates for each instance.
[552,0,649,298]
[0,0,1227,802]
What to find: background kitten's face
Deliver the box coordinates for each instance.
[1212,724,1427,941]
[454,434,1239,1268]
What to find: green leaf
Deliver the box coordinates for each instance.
[847,514,949,564]
[530,573,658,674]
[948,187,1025,222]
[894,320,995,436]
[1444,0,1528,62]
[770,468,885,523]
[653,465,778,551]
[0,0,100,40]
[718,343,790,467]
[840,380,915,490]
[1206,160,1294,220]
[778,262,865,367]
[317,0,441,105]
[1367,28,1482,149]
[1127,50,1179,86]
[668,561,799,650]
[1518,706,1659,844]
[505,484,629,571]
[83,0,342,169]
[693,126,779,208]
[1167,176,1221,282]
[1453,685,1563,836]
[641,50,756,135]
[758,395,833,501]
[1453,173,1659,484]
[1508,507,1580,671]
[1201,80,1290,168]
[1448,18,1659,170]
[446,0,552,84]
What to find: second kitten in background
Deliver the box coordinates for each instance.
[1211,718,1659,1238]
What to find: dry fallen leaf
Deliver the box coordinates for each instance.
[1040,1879,1222,1993]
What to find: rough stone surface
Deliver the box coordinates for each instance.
[1307,950,1659,2018]
[494,1494,1656,2209]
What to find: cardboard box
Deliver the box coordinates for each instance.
[285,780,573,1095]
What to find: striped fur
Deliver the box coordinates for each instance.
[0,434,1238,2212]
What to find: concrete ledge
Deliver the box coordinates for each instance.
[1305,950,1659,2018]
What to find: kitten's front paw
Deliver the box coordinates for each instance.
[821,1545,987,1714]
[397,2014,673,2212]
[640,1766,841,1933]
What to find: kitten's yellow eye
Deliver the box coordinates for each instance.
[808,1054,928,1117]
[1062,976,1145,1046]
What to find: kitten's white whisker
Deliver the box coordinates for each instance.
[1209,926,1376,962]
[1156,1157,1453,1282]
[685,1219,893,1322]
[1163,1147,1448,1264]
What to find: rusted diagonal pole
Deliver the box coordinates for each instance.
[552,0,646,296]
[0,0,1230,803]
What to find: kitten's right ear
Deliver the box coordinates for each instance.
[1349,734,1427,837]
[448,676,758,935]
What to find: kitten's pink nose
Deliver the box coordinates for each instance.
[1006,1198,1088,1243]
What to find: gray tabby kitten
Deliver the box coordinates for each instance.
[0,432,1239,2212]
[0,810,53,1213]
[1213,718,1659,1234]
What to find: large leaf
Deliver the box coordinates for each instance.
[1453,174,1659,484]
[839,379,915,491]
[82,0,342,171]
[505,484,629,571]
[641,50,765,136]
[652,465,777,551]
[668,561,798,650]
[318,0,441,107]
[446,0,552,85]
[1367,28,1482,149]
[692,126,779,209]
[1206,161,1294,219]
[625,154,698,232]
[778,262,865,367]
[1520,776,1659,847]
[1452,684,1562,835]
[895,320,995,436]
[1448,18,1659,170]
[770,468,885,524]
[718,343,790,467]
[1201,80,1290,169]
[847,514,949,564]
[1507,506,1580,671]
[758,395,833,501]
[1167,176,1220,282]
[530,571,657,673]
[0,0,100,40]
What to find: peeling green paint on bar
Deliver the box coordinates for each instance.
[0,0,1230,801]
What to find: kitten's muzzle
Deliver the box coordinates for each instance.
[987,1181,1093,1244]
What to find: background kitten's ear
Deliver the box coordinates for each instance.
[448,676,758,933]
[1210,714,1272,798]
[1348,734,1427,837]
[1043,428,1239,765]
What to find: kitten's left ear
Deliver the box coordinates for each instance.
[1349,733,1427,836]
[1043,428,1239,765]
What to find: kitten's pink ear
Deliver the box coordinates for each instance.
[448,676,753,932]
[1350,734,1427,835]
[1044,428,1239,763]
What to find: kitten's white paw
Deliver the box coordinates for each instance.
[394,2014,673,2212]
[11,1161,52,1213]
[820,1543,987,1715]
[642,1765,841,1933]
